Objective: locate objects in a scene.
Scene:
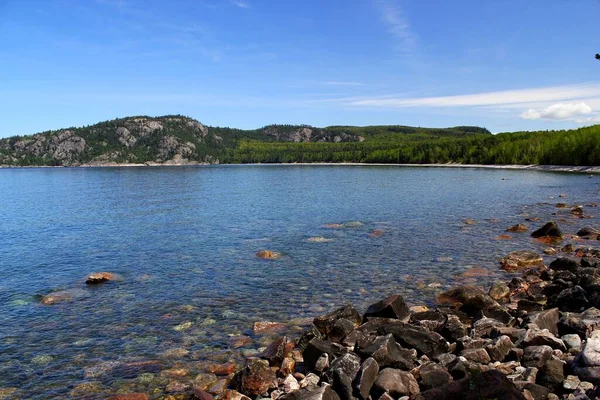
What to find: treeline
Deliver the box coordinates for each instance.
[224,125,600,166]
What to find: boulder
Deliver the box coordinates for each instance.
[353,357,379,400]
[419,363,453,390]
[578,227,600,237]
[526,308,560,336]
[261,336,294,366]
[239,358,277,397]
[280,384,341,400]
[489,282,511,302]
[531,222,563,240]
[362,295,410,322]
[554,286,588,312]
[86,272,116,284]
[500,251,544,272]
[461,348,491,364]
[372,368,420,398]
[355,334,415,370]
[508,224,529,232]
[522,326,566,351]
[303,339,347,372]
[410,310,447,332]
[573,330,600,384]
[537,358,565,392]
[314,305,362,336]
[328,319,356,343]
[378,322,449,358]
[414,370,525,400]
[522,346,553,369]
[253,321,286,334]
[549,258,579,272]
[326,353,362,383]
[558,307,600,338]
[485,335,514,362]
[256,250,282,260]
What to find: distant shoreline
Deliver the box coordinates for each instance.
[1,162,600,174]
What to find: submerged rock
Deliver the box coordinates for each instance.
[500,250,544,272]
[256,250,282,260]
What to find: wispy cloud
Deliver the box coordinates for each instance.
[374,0,416,54]
[231,1,250,9]
[343,82,600,123]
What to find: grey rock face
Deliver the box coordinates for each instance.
[373,368,420,398]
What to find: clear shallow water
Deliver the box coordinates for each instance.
[1,165,599,398]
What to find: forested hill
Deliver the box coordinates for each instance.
[0,115,598,166]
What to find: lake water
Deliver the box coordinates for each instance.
[1,165,599,399]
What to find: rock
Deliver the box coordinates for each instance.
[283,375,300,393]
[356,334,415,370]
[486,335,514,362]
[40,288,87,305]
[193,373,219,390]
[544,247,558,255]
[353,357,379,400]
[298,326,324,351]
[314,305,362,336]
[572,206,585,216]
[253,321,286,334]
[538,358,565,392]
[256,250,282,260]
[549,258,579,272]
[526,308,560,336]
[166,381,190,393]
[208,363,237,376]
[303,339,346,372]
[85,271,116,284]
[299,373,320,389]
[331,369,354,400]
[564,374,582,390]
[280,384,341,400]
[555,286,589,312]
[280,357,296,376]
[208,379,228,395]
[573,330,600,384]
[240,358,277,397]
[489,282,511,302]
[559,307,600,338]
[501,251,544,272]
[107,395,149,400]
[437,286,513,324]
[461,348,491,364]
[419,363,453,390]
[519,383,549,400]
[472,316,507,337]
[562,334,582,352]
[329,318,356,343]
[523,346,553,369]
[578,227,600,237]
[440,315,469,342]
[531,222,563,240]
[373,368,420,398]
[523,326,567,351]
[411,310,447,332]
[217,390,251,400]
[414,370,526,400]
[378,322,449,358]
[363,295,410,322]
[508,224,529,232]
[261,336,294,366]
[327,353,362,382]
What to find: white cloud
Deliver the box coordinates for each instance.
[348,83,600,108]
[374,0,416,54]
[575,116,600,124]
[231,1,250,8]
[520,102,593,120]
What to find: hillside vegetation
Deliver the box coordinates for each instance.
[0,115,598,166]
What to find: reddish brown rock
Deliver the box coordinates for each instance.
[106,395,149,400]
[253,321,286,334]
[208,363,238,376]
[240,358,277,397]
[500,250,544,272]
[86,271,116,284]
[256,250,282,260]
[507,224,528,232]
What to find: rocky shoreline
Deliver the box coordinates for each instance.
[171,221,600,400]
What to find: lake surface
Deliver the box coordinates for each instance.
[1,165,599,399]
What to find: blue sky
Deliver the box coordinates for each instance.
[0,0,599,137]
